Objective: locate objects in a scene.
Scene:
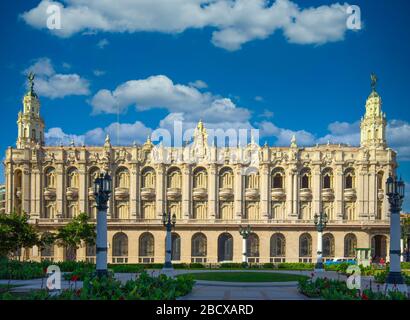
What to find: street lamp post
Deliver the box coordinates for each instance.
[94,172,112,277]
[162,211,176,271]
[314,212,328,272]
[385,176,407,293]
[239,225,252,264]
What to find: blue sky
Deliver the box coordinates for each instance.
[1,0,409,210]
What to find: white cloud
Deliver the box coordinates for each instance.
[97,38,109,49]
[255,96,264,102]
[90,75,251,123]
[188,80,208,89]
[45,121,152,146]
[93,69,106,76]
[21,0,352,50]
[258,120,316,146]
[23,57,90,99]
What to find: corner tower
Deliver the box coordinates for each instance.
[16,72,45,149]
[360,73,387,148]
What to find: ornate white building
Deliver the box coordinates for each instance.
[3,75,395,264]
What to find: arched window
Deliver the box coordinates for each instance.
[219,167,233,189]
[193,167,207,188]
[141,167,156,188]
[322,233,335,257]
[245,202,260,220]
[322,168,333,189]
[139,233,155,257]
[377,171,384,191]
[191,233,207,260]
[116,167,130,188]
[247,233,260,258]
[344,233,357,258]
[112,232,128,263]
[171,233,181,261]
[300,168,311,189]
[344,168,355,189]
[167,167,182,189]
[115,202,129,219]
[45,167,56,188]
[89,167,100,186]
[270,233,286,258]
[271,168,285,189]
[67,168,79,188]
[218,233,233,262]
[246,171,259,189]
[299,233,312,257]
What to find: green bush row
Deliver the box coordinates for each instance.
[1,272,195,300]
[298,277,408,300]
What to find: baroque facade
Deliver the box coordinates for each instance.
[3,75,395,264]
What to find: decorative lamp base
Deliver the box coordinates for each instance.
[314,262,324,272]
[96,269,108,278]
[161,267,175,278]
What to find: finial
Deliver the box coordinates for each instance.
[290,134,297,148]
[370,72,377,92]
[27,72,37,97]
[104,134,111,147]
[70,139,75,147]
[198,119,203,131]
[133,140,137,147]
[264,141,268,147]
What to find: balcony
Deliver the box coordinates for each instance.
[193,187,208,201]
[115,187,129,201]
[321,188,334,202]
[299,188,312,202]
[245,188,260,201]
[271,188,286,201]
[141,187,155,201]
[167,187,181,200]
[344,188,357,202]
[43,187,56,201]
[66,187,79,201]
[219,188,233,201]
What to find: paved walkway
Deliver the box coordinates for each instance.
[1,270,408,299]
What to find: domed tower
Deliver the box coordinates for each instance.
[360,73,387,148]
[16,72,45,149]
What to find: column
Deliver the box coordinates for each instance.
[182,164,191,219]
[312,163,321,217]
[242,237,247,263]
[286,167,293,218]
[234,165,243,220]
[156,164,165,218]
[78,165,86,213]
[5,161,12,213]
[208,164,217,220]
[22,165,31,214]
[260,164,269,220]
[292,169,299,217]
[369,164,377,219]
[56,164,64,217]
[335,165,343,219]
[31,166,41,219]
[357,168,365,219]
[130,163,138,219]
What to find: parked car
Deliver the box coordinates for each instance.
[324,258,356,266]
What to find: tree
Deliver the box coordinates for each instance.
[55,213,96,261]
[0,212,42,259]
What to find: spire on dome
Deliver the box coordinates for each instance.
[27,72,37,98]
[290,134,297,148]
[104,134,111,148]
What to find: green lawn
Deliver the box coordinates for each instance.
[182,272,308,282]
